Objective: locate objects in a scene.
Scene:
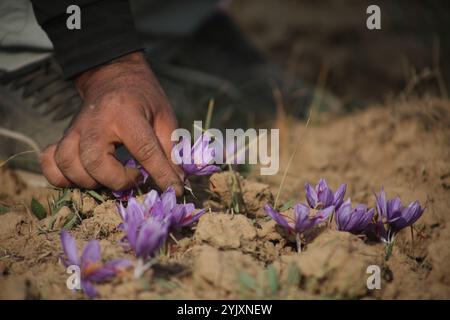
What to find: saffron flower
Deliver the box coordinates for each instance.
[264,203,334,252]
[375,187,425,243]
[117,187,206,230]
[176,135,221,176]
[117,187,206,276]
[119,201,168,277]
[169,202,206,230]
[127,217,169,277]
[305,179,347,210]
[113,159,149,201]
[335,199,375,235]
[60,230,131,298]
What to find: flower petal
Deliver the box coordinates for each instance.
[333,184,347,209]
[264,204,292,231]
[183,208,206,227]
[161,186,177,213]
[316,205,334,221]
[104,259,133,271]
[143,190,159,211]
[390,201,423,231]
[375,187,387,217]
[293,203,311,233]
[81,280,98,298]
[318,188,334,208]
[86,267,116,283]
[126,197,146,222]
[195,165,221,176]
[60,230,79,266]
[317,178,329,193]
[135,219,168,259]
[335,199,352,231]
[81,240,101,266]
[305,183,317,208]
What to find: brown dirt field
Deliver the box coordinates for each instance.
[1,96,449,299]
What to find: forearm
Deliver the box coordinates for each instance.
[30,0,143,78]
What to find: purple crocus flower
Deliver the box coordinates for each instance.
[118,196,169,277]
[122,215,168,278]
[60,230,131,298]
[117,187,206,277]
[113,159,150,201]
[155,187,207,229]
[305,179,347,210]
[375,187,425,243]
[335,199,375,235]
[128,218,168,260]
[177,135,221,176]
[118,193,169,260]
[169,202,206,230]
[264,203,334,252]
[118,187,206,230]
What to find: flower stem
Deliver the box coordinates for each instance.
[169,232,179,245]
[296,233,302,254]
[134,257,156,278]
[384,241,394,261]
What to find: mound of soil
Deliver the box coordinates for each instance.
[0,97,449,299]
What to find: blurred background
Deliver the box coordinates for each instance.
[228,0,450,109]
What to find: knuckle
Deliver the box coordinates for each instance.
[135,141,158,163]
[54,150,75,172]
[80,147,104,173]
[154,167,172,182]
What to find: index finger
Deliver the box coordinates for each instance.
[117,113,184,196]
[153,109,185,182]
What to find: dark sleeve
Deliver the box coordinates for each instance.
[31,0,144,79]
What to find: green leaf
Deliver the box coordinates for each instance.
[238,272,257,291]
[50,189,70,215]
[86,190,105,203]
[62,213,78,230]
[286,262,300,285]
[278,199,295,212]
[0,204,10,215]
[266,265,279,294]
[385,242,394,261]
[31,198,47,220]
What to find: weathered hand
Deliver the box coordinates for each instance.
[40,52,185,195]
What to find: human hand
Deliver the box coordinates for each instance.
[40,52,185,196]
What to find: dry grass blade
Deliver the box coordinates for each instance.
[204,99,215,131]
[274,113,311,208]
[0,126,41,168]
[274,63,329,208]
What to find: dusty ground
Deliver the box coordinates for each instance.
[1,95,449,300]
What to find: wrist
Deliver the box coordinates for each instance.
[74,51,147,96]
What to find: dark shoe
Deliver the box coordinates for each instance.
[0,57,81,172]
